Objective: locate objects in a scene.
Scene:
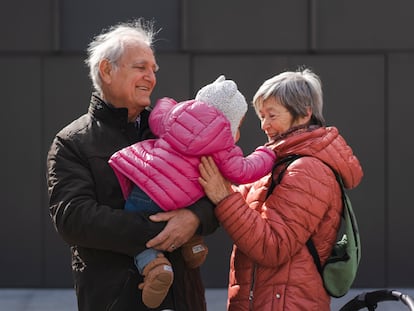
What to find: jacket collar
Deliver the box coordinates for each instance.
[88,93,153,140]
[88,93,129,128]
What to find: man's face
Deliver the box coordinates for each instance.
[102,43,158,121]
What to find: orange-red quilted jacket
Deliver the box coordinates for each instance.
[215,126,363,311]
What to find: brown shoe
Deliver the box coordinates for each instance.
[181,235,209,269]
[139,254,174,308]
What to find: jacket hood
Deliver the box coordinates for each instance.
[154,99,235,156]
[270,126,363,189]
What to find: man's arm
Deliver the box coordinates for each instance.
[47,135,165,257]
[146,196,218,251]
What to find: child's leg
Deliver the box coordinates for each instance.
[125,186,173,308]
[126,185,166,274]
[139,254,174,308]
[134,248,160,274]
[126,186,209,270]
[181,234,209,269]
[124,184,161,213]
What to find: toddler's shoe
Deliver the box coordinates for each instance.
[181,235,208,269]
[139,254,174,308]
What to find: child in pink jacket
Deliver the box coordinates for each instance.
[108,75,276,308]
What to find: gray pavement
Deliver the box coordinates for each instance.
[0,288,413,310]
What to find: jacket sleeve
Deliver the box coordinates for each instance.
[213,145,276,184]
[47,135,165,257]
[186,196,219,235]
[214,157,339,268]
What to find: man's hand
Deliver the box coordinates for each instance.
[146,209,200,252]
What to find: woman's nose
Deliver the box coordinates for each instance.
[261,119,269,131]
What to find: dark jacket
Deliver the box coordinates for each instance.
[47,94,218,311]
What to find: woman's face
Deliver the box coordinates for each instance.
[258,97,310,142]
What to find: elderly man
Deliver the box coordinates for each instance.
[46,19,218,311]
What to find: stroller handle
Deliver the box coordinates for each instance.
[339,289,414,311]
[396,290,414,310]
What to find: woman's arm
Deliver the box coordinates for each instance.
[198,155,334,268]
[198,156,234,204]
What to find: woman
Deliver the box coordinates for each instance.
[199,68,363,310]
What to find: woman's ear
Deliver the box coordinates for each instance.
[295,107,313,126]
[99,59,112,84]
[305,106,312,120]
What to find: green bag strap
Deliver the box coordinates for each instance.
[307,163,361,269]
[265,154,303,197]
[266,154,360,273]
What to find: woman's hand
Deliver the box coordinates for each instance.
[198,156,233,204]
[146,209,199,252]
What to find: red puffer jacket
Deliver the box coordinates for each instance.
[215,126,363,311]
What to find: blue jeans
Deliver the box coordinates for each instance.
[125,185,163,274]
[125,184,161,213]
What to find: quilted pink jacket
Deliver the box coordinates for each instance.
[109,97,276,211]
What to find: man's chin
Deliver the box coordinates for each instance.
[136,99,151,108]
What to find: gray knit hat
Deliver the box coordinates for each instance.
[195,75,248,138]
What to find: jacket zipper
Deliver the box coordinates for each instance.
[249,263,257,311]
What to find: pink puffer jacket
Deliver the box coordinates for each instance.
[109,97,276,211]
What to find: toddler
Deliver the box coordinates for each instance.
[109,75,276,308]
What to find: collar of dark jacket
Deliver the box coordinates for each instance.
[88,93,128,125]
[88,93,151,129]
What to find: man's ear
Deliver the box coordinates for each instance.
[99,59,112,84]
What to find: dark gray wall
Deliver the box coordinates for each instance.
[1,0,413,289]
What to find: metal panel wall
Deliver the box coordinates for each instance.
[314,1,414,50]
[1,0,413,289]
[0,0,55,51]
[181,0,309,52]
[1,58,44,286]
[59,0,180,52]
[388,53,414,287]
